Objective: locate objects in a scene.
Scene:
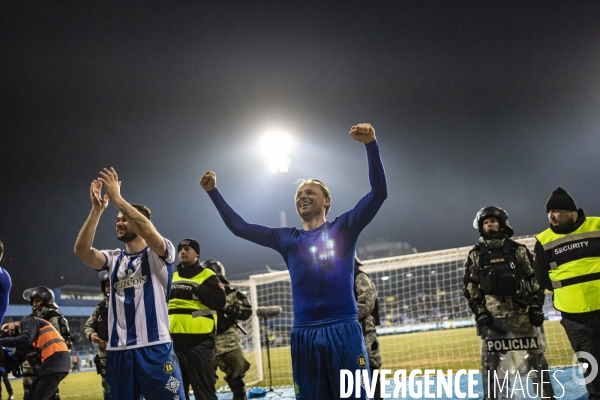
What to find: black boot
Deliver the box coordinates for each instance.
[226,376,248,400]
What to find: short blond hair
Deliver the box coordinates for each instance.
[295,179,332,216]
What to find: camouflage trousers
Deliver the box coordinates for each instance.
[216,347,250,380]
[94,349,107,397]
[479,315,554,400]
[364,330,382,369]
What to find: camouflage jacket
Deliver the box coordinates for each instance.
[215,288,243,356]
[355,271,378,335]
[463,237,543,318]
[30,306,72,349]
[84,296,109,352]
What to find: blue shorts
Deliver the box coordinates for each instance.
[105,342,186,400]
[291,315,371,400]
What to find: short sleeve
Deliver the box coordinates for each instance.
[100,249,122,273]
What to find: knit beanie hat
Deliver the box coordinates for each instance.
[545,187,577,212]
[177,238,200,256]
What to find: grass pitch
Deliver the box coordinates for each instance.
[9,321,572,398]
[237,320,574,387]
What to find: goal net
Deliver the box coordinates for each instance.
[229,236,574,387]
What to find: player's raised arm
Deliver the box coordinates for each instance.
[74,180,109,270]
[200,170,279,250]
[98,167,168,257]
[345,123,387,232]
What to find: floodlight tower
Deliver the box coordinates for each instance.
[261,132,293,227]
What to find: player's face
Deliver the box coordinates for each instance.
[482,217,500,233]
[103,280,110,295]
[548,209,577,228]
[295,183,330,220]
[0,323,17,337]
[178,245,199,265]
[116,213,138,243]
[32,295,44,310]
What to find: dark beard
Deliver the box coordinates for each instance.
[117,231,138,243]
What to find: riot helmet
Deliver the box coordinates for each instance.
[473,206,514,238]
[201,259,225,277]
[23,286,59,309]
[98,270,110,294]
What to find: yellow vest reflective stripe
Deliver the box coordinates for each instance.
[536,217,600,313]
[168,268,217,334]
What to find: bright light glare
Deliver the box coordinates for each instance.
[261,132,293,173]
[381,276,389,281]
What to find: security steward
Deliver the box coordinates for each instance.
[169,239,226,400]
[534,187,600,400]
[464,206,554,400]
[202,259,252,400]
[22,286,72,400]
[0,316,70,400]
[84,271,110,395]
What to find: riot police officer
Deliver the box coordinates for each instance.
[203,259,252,400]
[354,256,382,400]
[463,206,554,400]
[21,286,72,400]
[84,271,110,395]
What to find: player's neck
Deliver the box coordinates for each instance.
[125,236,147,254]
[301,215,327,231]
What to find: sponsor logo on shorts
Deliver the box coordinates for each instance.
[165,376,180,393]
[357,354,367,368]
[163,362,174,374]
[486,337,538,352]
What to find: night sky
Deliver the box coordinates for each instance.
[2,2,600,304]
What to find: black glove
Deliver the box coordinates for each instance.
[528,306,545,327]
[11,363,22,378]
[476,311,492,327]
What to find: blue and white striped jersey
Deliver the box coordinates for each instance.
[101,238,175,350]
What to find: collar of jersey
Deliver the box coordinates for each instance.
[123,246,148,257]
[301,221,331,233]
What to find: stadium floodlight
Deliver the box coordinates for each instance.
[261,131,293,173]
[381,276,390,281]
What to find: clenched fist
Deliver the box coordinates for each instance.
[200,171,217,192]
[349,123,376,144]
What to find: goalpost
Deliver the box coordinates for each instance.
[230,236,574,387]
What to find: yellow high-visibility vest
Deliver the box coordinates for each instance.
[168,268,217,334]
[536,217,600,313]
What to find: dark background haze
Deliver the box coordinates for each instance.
[2,1,600,304]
